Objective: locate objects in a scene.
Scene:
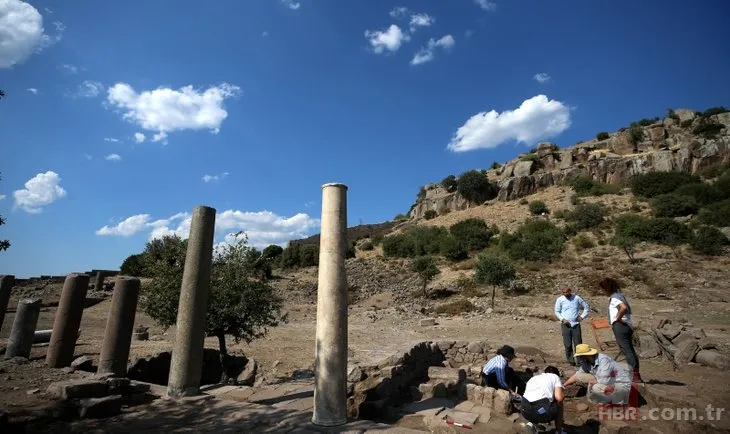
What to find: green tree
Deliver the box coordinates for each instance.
[610,234,638,264]
[596,132,610,140]
[142,234,285,382]
[411,256,440,297]
[120,253,146,276]
[0,172,9,252]
[690,226,728,256]
[440,175,458,193]
[449,218,492,250]
[457,170,496,204]
[475,252,516,309]
[262,244,284,260]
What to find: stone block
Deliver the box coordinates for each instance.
[481,386,495,408]
[471,405,491,422]
[473,385,484,405]
[347,365,364,383]
[47,379,109,400]
[418,383,434,398]
[466,384,477,403]
[660,324,681,340]
[78,395,123,419]
[428,366,461,382]
[467,341,487,354]
[695,350,730,370]
[638,335,661,359]
[492,389,512,415]
[237,358,257,386]
[674,339,700,364]
[420,318,436,327]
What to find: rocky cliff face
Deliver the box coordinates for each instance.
[409,109,730,219]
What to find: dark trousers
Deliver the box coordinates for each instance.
[561,323,583,364]
[612,321,640,372]
[521,397,559,424]
[481,367,524,392]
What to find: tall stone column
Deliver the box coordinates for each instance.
[46,273,90,367]
[5,298,42,359]
[167,205,216,398]
[0,275,15,335]
[97,277,141,377]
[93,271,106,291]
[312,183,348,426]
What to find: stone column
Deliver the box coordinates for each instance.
[5,298,42,359]
[167,206,216,398]
[93,271,106,291]
[97,277,141,377]
[0,275,15,335]
[46,273,90,367]
[312,183,348,426]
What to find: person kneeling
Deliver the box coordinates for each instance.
[520,366,565,434]
[563,344,632,405]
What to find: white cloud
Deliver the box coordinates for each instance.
[27,87,38,94]
[304,201,315,208]
[96,209,320,250]
[13,171,67,213]
[389,6,408,19]
[104,137,120,143]
[83,154,92,160]
[134,132,146,143]
[105,153,122,161]
[202,172,229,183]
[409,13,434,32]
[365,24,410,54]
[465,29,475,39]
[58,63,79,74]
[152,131,168,143]
[0,0,62,68]
[411,34,455,66]
[96,214,152,237]
[474,0,497,11]
[533,72,551,83]
[262,31,269,37]
[0,194,5,200]
[106,82,242,141]
[281,0,300,10]
[72,80,103,98]
[447,94,571,152]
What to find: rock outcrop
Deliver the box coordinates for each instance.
[409,109,730,219]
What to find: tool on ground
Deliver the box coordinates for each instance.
[442,414,473,429]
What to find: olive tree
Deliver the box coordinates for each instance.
[142,233,285,382]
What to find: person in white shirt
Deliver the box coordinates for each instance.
[554,286,590,365]
[598,277,642,383]
[520,366,565,434]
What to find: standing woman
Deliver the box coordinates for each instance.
[598,277,643,383]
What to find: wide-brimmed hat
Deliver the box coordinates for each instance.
[498,345,516,359]
[574,344,598,357]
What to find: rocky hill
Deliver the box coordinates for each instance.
[410,108,730,219]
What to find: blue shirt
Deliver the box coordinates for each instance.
[482,354,509,389]
[554,294,590,327]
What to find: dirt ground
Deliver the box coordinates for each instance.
[2,268,730,432]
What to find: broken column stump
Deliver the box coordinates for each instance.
[5,298,42,359]
[97,277,141,377]
[47,274,90,368]
[0,275,15,335]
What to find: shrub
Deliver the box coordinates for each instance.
[299,244,319,267]
[630,118,660,127]
[382,226,450,258]
[449,218,493,250]
[573,234,595,250]
[596,132,610,140]
[382,234,417,257]
[697,199,730,226]
[614,214,691,245]
[490,161,502,170]
[650,193,699,217]
[630,171,701,198]
[700,106,729,117]
[611,234,638,263]
[552,209,566,219]
[691,226,729,256]
[667,109,680,121]
[441,175,458,193]
[520,153,540,162]
[628,126,644,144]
[120,253,146,277]
[528,200,549,215]
[564,203,607,230]
[697,162,730,179]
[438,206,451,215]
[360,241,374,251]
[692,119,724,138]
[457,170,497,204]
[417,187,426,200]
[500,219,565,262]
[440,236,468,262]
[568,177,620,197]
[434,299,475,315]
[394,213,409,221]
[716,172,730,199]
[424,210,438,220]
[673,183,722,206]
[262,244,284,260]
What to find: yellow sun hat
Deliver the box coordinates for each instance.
[574,343,598,357]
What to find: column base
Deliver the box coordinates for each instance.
[166,385,200,398]
[311,415,347,427]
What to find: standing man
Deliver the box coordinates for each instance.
[554,286,590,366]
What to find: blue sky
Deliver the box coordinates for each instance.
[1,0,729,277]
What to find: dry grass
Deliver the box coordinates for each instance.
[434,299,476,315]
